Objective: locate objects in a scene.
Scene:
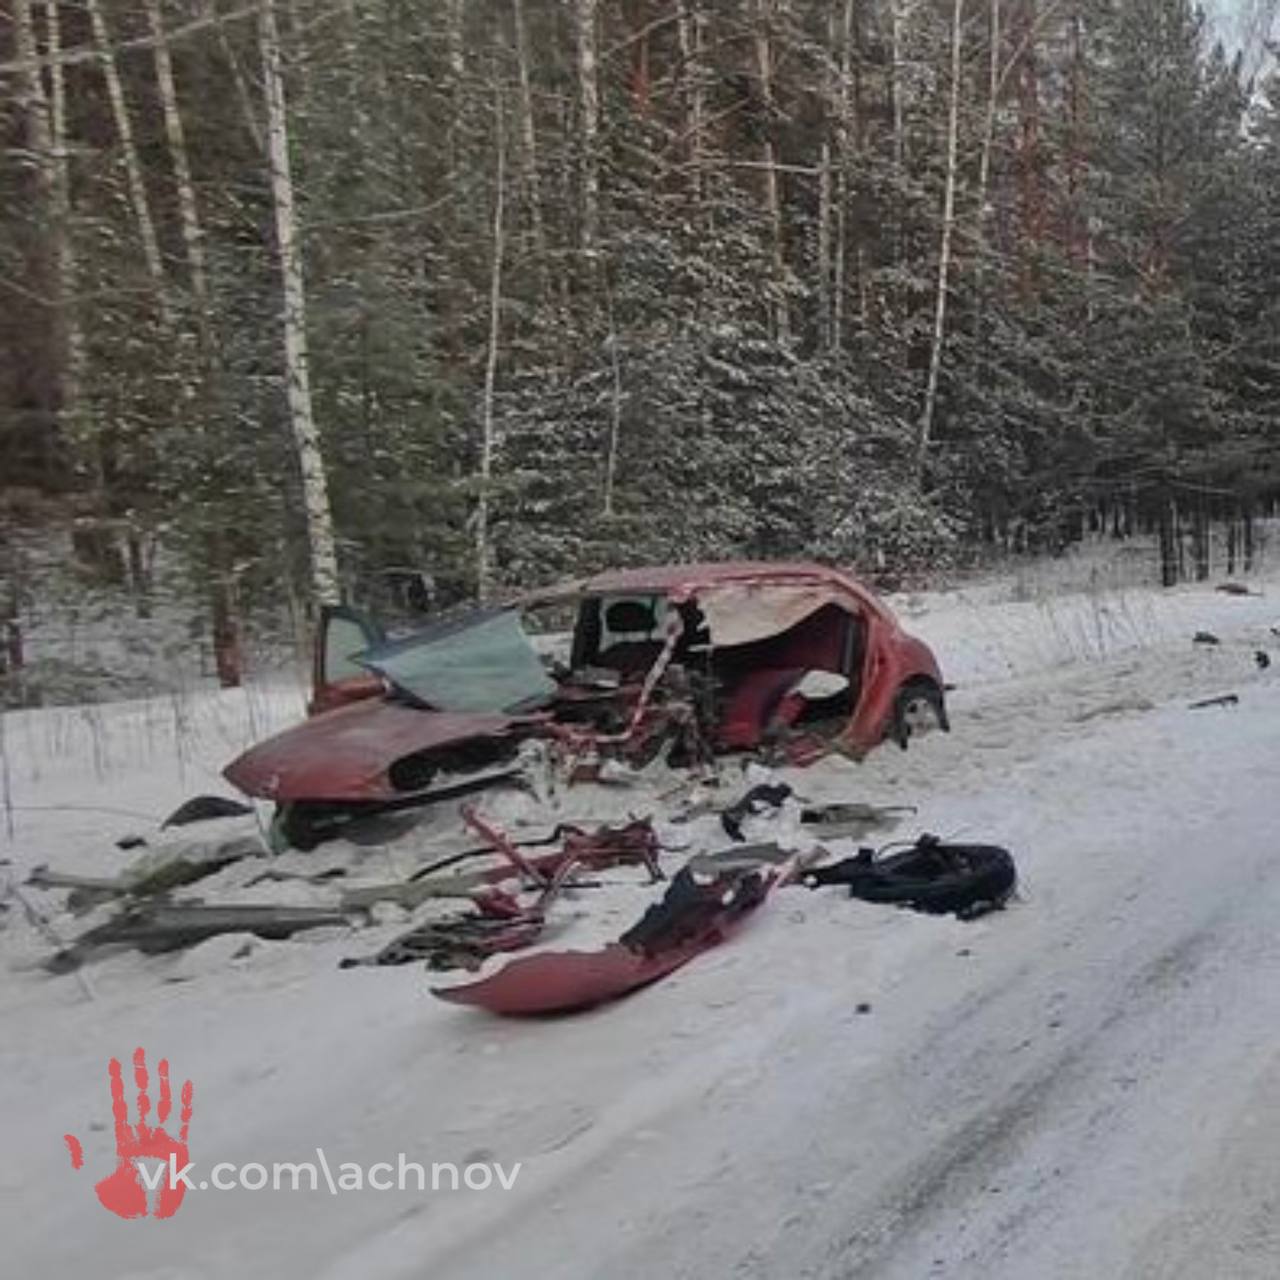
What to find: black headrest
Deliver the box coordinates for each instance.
[605,600,657,634]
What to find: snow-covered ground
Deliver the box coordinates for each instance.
[5,546,1280,1279]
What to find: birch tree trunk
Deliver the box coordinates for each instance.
[446,0,467,81]
[143,0,209,315]
[890,0,905,176]
[45,0,86,439]
[11,0,62,474]
[573,0,601,256]
[9,0,52,229]
[476,88,507,601]
[888,0,907,338]
[753,0,788,339]
[85,0,173,330]
[602,282,623,516]
[1065,4,1086,265]
[676,0,705,205]
[511,0,549,296]
[972,0,1000,335]
[917,0,965,477]
[1016,0,1045,286]
[817,8,836,350]
[259,0,341,607]
[149,0,243,652]
[976,0,1001,228]
[832,0,857,348]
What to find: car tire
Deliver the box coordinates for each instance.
[271,802,322,853]
[890,680,949,750]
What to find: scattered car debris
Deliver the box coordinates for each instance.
[342,908,547,972]
[339,816,663,913]
[801,835,1017,920]
[269,765,528,852]
[46,902,351,972]
[800,801,916,841]
[1071,697,1157,724]
[109,795,258,853]
[463,809,664,886]
[718,782,914,843]
[433,844,818,1015]
[720,782,794,840]
[341,840,611,971]
[1189,693,1240,710]
[244,866,350,890]
[26,866,127,905]
[1193,631,1221,645]
[161,795,255,828]
[27,824,261,911]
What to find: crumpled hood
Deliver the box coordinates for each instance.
[223,697,525,802]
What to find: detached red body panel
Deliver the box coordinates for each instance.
[431,942,701,1015]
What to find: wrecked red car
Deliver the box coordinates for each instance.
[223,562,947,847]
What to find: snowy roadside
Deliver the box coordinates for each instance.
[3,561,1279,1280]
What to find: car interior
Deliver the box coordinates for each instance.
[570,593,865,749]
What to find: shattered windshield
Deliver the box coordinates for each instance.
[357,608,556,714]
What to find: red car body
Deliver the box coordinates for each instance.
[223,561,946,808]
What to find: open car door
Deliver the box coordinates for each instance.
[310,604,386,716]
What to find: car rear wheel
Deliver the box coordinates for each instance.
[889,680,948,750]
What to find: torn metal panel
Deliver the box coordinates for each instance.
[161,795,254,827]
[27,831,261,910]
[432,843,818,1014]
[340,819,663,913]
[47,903,350,971]
[694,582,844,648]
[342,830,645,970]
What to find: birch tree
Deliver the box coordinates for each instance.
[817,9,836,349]
[973,0,1002,334]
[573,0,601,256]
[512,0,549,297]
[917,0,965,475]
[832,0,858,346]
[753,0,789,338]
[890,0,906,177]
[143,0,210,315]
[10,0,63,474]
[259,0,341,606]
[476,87,507,601]
[676,0,706,204]
[44,0,86,443]
[85,0,173,330]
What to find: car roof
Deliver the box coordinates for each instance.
[526,561,890,615]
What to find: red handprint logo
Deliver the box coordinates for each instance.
[64,1049,194,1219]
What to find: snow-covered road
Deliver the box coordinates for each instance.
[429,675,1280,1280]
[5,562,1280,1279]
